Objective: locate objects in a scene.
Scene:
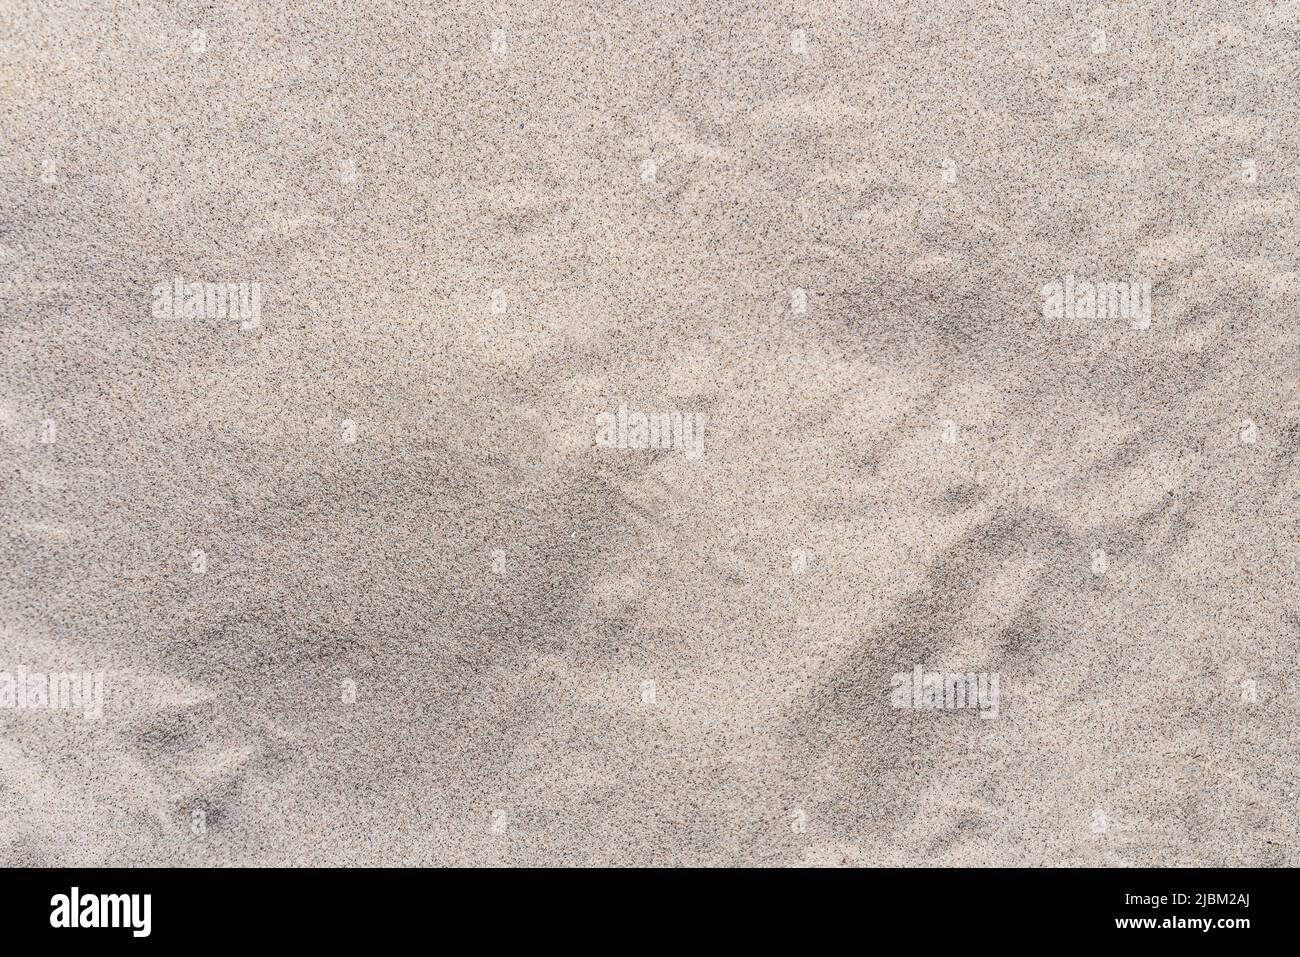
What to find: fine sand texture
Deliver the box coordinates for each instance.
[1,1,1297,866]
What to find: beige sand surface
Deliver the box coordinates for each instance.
[1,0,1297,865]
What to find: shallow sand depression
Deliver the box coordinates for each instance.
[1,1,1297,866]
